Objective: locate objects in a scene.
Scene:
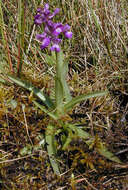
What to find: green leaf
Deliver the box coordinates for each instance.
[33,100,58,120]
[67,124,91,139]
[64,91,108,113]
[45,125,60,175]
[67,124,121,163]
[62,129,73,150]
[61,124,91,150]
[8,75,54,109]
[97,144,122,164]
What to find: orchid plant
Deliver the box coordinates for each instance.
[6,3,121,175]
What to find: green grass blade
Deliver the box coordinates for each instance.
[64,91,108,113]
[8,75,54,109]
[0,1,13,73]
[88,0,102,35]
[17,0,26,76]
[0,1,6,50]
[45,125,60,175]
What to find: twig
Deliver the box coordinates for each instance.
[22,104,33,145]
[0,154,34,164]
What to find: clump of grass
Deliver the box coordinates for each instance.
[0,0,128,189]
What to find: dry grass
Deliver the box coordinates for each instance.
[0,0,128,189]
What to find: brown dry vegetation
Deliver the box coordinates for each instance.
[0,0,128,189]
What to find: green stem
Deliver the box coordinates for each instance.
[55,52,64,114]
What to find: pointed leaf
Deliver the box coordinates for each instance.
[8,75,54,108]
[67,124,91,139]
[33,100,58,120]
[97,145,122,164]
[62,129,73,150]
[67,124,121,163]
[64,91,107,113]
[45,125,60,175]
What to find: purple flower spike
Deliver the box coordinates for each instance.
[34,4,72,52]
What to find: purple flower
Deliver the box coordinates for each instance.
[34,14,43,25]
[64,31,72,39]
[36,33,47,41]
[50,44,60,52]
[34,4,72,52]
[40,37,51,50]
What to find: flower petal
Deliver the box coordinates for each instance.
[52,27,62,36]
[40,37,51,50]
[52,38,62,44]
[62,24,71,32]
[49,8,60,19]
[43,4,50,15]
[36,33,47,42]
[34,14,43,25]
[37,8,43,13]
[64,31,72,39]
[50,44,60,52]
